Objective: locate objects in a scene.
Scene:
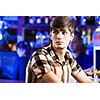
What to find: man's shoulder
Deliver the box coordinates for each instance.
[66,49,73,57]
[32,45,51,56]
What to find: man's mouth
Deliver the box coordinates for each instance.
[56,41,64,44]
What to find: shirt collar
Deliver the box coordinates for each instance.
[48,44,70,62]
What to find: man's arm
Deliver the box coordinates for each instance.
[73,69,93,83]
[38,71,63,83]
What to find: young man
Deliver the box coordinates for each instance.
[25,16,93,83]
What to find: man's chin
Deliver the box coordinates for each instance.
[55,45,65,49]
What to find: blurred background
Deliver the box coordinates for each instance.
[0,16,100,82]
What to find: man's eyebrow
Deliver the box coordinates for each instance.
[52,28,58,31]
[60,29,67,31]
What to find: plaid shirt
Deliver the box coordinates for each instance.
[26,44,82,83]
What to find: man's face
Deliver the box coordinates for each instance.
[50,27,73,50]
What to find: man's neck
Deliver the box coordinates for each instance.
[54,48,66,62]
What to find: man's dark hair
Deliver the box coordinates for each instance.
[50,16,75,34]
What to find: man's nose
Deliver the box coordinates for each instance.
[57,32,63,38]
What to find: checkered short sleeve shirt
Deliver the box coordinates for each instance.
[26,45,82,83]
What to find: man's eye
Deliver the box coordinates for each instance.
[53,30,58,34]
[62,31,67,35]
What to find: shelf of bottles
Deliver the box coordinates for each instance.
[71,16,100,46]
[23,16,52,52]
[0,16,53,52]
[0,16,18,51]
[70,16,100,58]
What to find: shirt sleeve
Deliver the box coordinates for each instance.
[29,49,51,80]
[71,60,82,75]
